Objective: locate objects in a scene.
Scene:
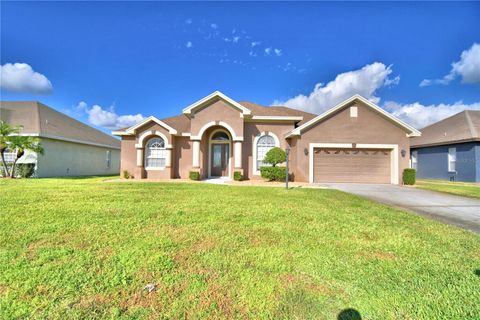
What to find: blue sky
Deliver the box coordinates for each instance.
[1,1,479,132]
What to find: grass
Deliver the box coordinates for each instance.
[416,179,480,199]
[1,177,479,319]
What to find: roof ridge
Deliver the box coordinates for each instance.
[464,110,478,138]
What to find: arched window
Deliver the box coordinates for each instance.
[211,131,230,141]
[256,134,276,169]
[145,137,166,168]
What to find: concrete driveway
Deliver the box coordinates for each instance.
[321,183,480,234]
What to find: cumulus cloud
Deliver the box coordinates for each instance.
[274,48,282,56]
[210,23,218,29]
[420,43,480,86]
[275,62,399,114]
[264,47,272,55]
[384,100,480,129]
[186,41,193,48]
[0,63,53,94]
[251,41,261,47]
[76,101,144,130]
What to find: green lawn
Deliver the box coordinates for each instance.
[416,179,480,199]
[1,177,479,319]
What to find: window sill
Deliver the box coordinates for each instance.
[145,167,165,171]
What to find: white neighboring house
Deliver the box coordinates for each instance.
[1,101,120,177]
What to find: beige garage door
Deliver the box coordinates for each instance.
[313,148,391,183]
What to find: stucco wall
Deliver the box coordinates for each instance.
[36,138,120,177]
[412,142,479,182]
[243,122,295,180]
[190,100,244,139]
[290,102,410,183]
[173,136,192,179]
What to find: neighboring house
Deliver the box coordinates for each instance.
[0,101,121,177]
[113,91,420,184]
[410,110,480,182]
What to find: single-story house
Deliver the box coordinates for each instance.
[113,91,420,184]
[0,101,121,177]
[410,110,480,182]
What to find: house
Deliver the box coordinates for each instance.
[113,91,420,183]
[0,101,121,177]
[410,110,480,182]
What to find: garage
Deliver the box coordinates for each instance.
[313,148,391,183]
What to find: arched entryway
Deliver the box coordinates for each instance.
[208,129,231,178]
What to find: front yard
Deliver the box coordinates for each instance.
[0,177,479,319]
[416,179,480,199]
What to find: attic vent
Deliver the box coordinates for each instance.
[350,106,358,118]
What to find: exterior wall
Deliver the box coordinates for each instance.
[120,136,136,177]
[190,100,244,139]
[173,136,192,179]
[243,122,295,180]
[290,102,410,183]
[36,137,120,177]
[412,142,479,182]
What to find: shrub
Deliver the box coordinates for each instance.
[263,147,286,167]
[260,166,286,181]
[123,170,130,179]
[189,171,200,181]
[233,171,242,181]
[16,163,35,178]
[403,168,416,185]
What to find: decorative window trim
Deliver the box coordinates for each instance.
[252,132,280,175]
[144,137,167,170]
[410,150,418,170]
[208,129,232,178]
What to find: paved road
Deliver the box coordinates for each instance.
[321,183,480,234]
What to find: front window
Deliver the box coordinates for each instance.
[145,137,166,168]
[448,147,456,172]
[411,150,418,170]
[256,135,276,169]
[106,150,111,168]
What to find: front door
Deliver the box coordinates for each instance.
[211,143,229,177]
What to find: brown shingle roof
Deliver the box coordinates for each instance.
[0,101,120,148]
[411,110,480,147]
[161,114,191,133]
[239,101,317,125]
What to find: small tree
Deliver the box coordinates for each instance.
[0,121,21,177]
[263,147,286,167]
[7,136,44,178]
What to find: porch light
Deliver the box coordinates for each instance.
[304,147,308,156]
[401,149,406,157]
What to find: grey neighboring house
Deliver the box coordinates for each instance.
[410,110,480,182]
[0,101,120,177]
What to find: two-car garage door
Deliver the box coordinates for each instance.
[313,148,391,183]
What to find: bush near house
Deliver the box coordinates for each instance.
[263,147,286,167]
[403,168,416,185]
[16,163,36,178]
[123,170,131,179]
[260,166,287,181]
[189,171,200,181]
[233,171,242,181]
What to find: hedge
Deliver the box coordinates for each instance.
[403,168,416,185]
[260,166,286,181]
[233,171,242,181]
[189,171,200,181]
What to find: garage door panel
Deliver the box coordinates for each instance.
[313,148,391,183]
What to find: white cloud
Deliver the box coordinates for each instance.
[0,63,53,94]
[77,101,144,130]
[210,23,218,29]
[251,41,261,47]
[274,48,282,56]
[223,37,231,42]
[185,18,192,24]
[233,36,240,43]
[275,62,399,114]
[186,41,193,48]
[420,43,480,86]
[264,47,272,55]
[249,51,257,57]
[384,100,480,129]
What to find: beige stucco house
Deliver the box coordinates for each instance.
[113,92,420,184]
[1,101,121,177]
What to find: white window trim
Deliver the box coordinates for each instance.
[410,150,418,170]
[144,137,167,170]
[252,132,280,175]
[308,143,399,184]
[448,147,456,173]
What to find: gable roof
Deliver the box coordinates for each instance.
[239,101,316,125]
[113,116,178,136]
[286,94,421,138]
[411,110,480,147]
[0,101,120,149]
[182,91,252,116]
